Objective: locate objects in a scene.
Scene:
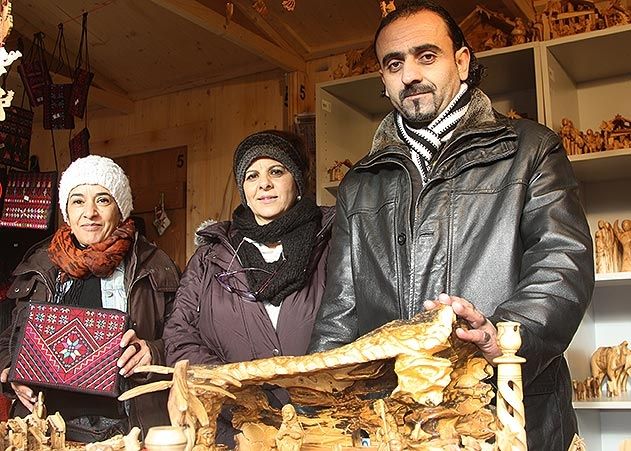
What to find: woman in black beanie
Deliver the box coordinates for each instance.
[163,130,335,446]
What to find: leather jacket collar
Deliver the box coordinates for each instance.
[359,89,520,183]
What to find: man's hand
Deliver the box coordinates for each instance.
[0,367,36,411]
[118,329,152,377]
[424,293,502,363]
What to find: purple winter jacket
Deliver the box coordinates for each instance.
[163,206,334,366]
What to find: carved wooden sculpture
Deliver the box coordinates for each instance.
[47,413,66,450]
[493,322,527,451]
[572,379,587,401]
[7,417,28,451]
[85,427,141,451]
[0,421,7,451]
[567,433,587,451]
[125,306,527,449]
[595,220,622,274]
[614,219,631,272]
[327,159,353,182]
[591,341,629,397]
[275,404,304,451]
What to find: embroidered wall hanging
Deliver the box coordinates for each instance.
[0,171,57,230]
[17,32,51,107]
[0,105,34,169]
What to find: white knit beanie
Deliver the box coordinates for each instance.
[58,155,133,224]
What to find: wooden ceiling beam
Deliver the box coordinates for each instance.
[9,14,129,97]
[305,37,375,61]
[51,73,134,115]
[500,0,536,20]
[148,0,305,72]
[230,0,304,56]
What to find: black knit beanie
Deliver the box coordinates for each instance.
[233,130,307,205]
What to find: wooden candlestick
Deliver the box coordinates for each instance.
[493,321,527,451]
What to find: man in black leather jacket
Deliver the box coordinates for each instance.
[308,2,594,450]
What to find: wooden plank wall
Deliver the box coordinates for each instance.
[28,71,285,260]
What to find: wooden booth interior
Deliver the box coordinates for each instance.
[1,0,630,449]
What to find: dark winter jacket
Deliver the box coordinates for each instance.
[0,234,180,436]
[308,89,594,451]
[163,206,334,367]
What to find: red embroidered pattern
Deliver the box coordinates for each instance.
[10,303,127,397]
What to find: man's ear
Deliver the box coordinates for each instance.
[455,46,471,82]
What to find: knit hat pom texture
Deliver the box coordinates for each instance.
[58,155,133,224]
[233,131,307,205]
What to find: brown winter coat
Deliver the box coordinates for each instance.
[163,207,334,367]
[0,234,180,435]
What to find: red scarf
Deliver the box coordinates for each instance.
[48,218,136,280]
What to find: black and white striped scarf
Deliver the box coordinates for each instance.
[396,83,471,182]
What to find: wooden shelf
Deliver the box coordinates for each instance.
[595,271,631,287]
[323,181,339,196]
[569,148,631,183]
[319,73,390,118]
[545,24,631,83]
[574,392,631,410]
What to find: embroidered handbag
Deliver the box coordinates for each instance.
[9,303,128,397]
[69,127,90,161]
[43,83,75,130]
[1,66,35,170]
[43,24,74,130]
[17,32,52,107]
[0,105,34,170]
[0,171,57,230]
[69,13,93,119]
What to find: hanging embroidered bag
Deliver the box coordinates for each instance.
[69,127,90,161]
[17,32,52,107]
[69,12,93,119]
[43,24,74,130]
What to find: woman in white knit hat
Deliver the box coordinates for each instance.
[0,155,180,442]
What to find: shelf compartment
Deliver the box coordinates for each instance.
[477,42,542,122]
[319,72,390,118]
[545,24,631,84]
[570,148,631,183]
[541,25,631,133]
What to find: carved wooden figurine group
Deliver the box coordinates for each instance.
[573,340,631,400]
[560,115,631,156]
[0,393,67,451]
[117,307,529,450]
[595,219,631,274]
[0,391,143,451]
[465,0,631,52]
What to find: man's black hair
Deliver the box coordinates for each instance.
[373,0,485,88]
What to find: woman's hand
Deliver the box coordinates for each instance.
[0,367,36,411]
[118,329,152,377]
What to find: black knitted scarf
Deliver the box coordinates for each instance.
[396,82,471,183]
[231,197,322,306]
